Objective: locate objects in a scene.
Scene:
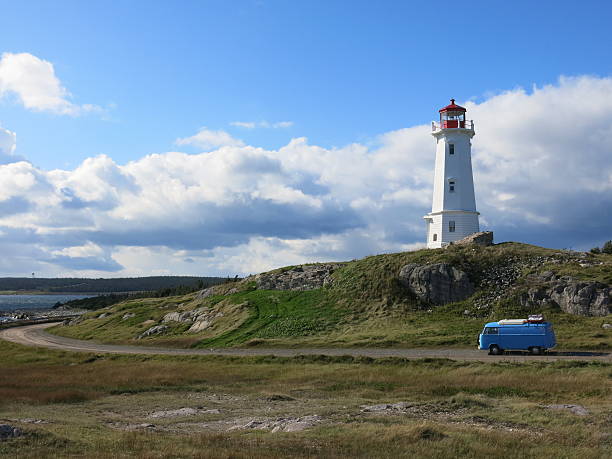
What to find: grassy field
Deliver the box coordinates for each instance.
[50,242,612,350]
[0,339,610,458]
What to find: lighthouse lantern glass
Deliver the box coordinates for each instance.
[441,110,466,129]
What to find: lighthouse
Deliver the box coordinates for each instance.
[424,99,479,248]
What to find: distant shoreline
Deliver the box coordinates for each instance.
[0,291,104,296]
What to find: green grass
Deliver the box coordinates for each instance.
[195,289,342,347]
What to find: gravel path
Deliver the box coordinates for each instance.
[1,323,610,362]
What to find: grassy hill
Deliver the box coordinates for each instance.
[51,242,612,350]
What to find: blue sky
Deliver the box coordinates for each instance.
[4,0,611,168]
[0,1,611,277]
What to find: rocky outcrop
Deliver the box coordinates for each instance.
[196,286,217,300]
[452,231,494,247]
[161,307,225,333]
[162,311,194,323]
[147,407,220,419]
[255,264,342,291]
[519,272,610,316]
[232,415,323,433]
[398,263,474,305]
[137,325,168,339]
[545,404,589,416]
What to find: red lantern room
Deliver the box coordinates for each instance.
[434,99,473,130]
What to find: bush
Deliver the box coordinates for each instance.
[590,247,601,254]
[602,240,612,254]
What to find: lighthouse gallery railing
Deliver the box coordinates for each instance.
[432,120,474,131]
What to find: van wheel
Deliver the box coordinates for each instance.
[489,345,502,355]
[530,346,542,355]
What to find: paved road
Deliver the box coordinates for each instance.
[1,323,610,362]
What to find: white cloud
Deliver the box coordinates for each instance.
[51,241,104,258]
[176,127,245,150]
[0,52,100,115]
[0,125,16,156]
[230,121,256,129]
[0,75,611,276]
[230,120,294,129]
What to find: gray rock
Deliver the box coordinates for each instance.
[255,264,342,291]
[0,424,22,440]
[137,325,169,339]
[196,286,217,299]
[545,404,589,416]
[237,415,322,433]
[159,306,224,333]
[147,407,219,418]
[361,402,411,413]
[452,231,494,247]
[398,263,474,305]
[519,276,610,317]
[603,323,612,329]
[162,311,194,323]
[188,319,211,333]
[17,419,47,424]
[360,404,392,412]
[97,313,109,319]
[122,313,135,320]
[549,282,610,316]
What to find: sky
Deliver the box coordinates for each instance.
[0,0,611,277]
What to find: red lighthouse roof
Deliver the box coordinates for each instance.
[439,98,466,113]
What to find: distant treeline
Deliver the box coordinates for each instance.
[0,276,227,293]
[54,277,239,311]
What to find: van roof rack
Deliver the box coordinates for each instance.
[528,314,544,323]
[498,319,527,325]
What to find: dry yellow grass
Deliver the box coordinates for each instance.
[0,340,610,458]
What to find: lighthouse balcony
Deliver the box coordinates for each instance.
[432,120,474,131]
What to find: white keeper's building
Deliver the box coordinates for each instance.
[424,99,479,248]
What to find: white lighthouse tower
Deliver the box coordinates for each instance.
[424,99,479,248]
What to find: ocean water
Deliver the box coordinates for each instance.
[0,294,93,312]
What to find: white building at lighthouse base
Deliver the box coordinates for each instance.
[424,211,480,249]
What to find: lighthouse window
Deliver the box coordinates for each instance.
[449,144,455,155]
[449,181,455,192]
[433,233,438,241]
[449,221,456,232]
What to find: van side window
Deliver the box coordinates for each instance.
[484,327,498,335]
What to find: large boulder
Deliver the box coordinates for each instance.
[520,273,610,316]
[0,424,22,440]
[452,231,494,247]
[398,263,474,305]
[549,281,610,316]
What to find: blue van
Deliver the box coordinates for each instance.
[478,317,556,355]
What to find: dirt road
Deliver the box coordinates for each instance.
[1,323,610,362]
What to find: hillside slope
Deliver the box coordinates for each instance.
[52,242,612,349]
